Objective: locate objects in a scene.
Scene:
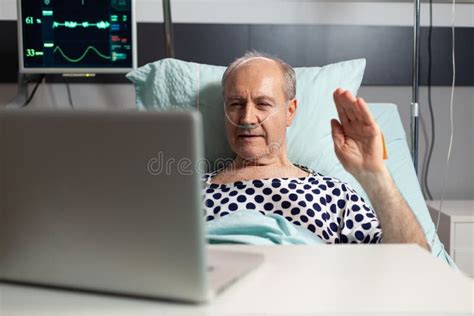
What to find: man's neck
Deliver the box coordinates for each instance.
[233,153,291,170]
[211,153,308,184]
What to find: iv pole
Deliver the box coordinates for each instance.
[162,0,174,58]
[411,0,421,174]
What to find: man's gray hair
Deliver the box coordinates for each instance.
[222,51,296,101]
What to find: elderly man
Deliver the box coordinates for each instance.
[202,51,429,250]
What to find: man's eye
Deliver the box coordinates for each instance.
[227,103,242,109]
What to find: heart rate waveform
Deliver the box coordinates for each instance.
[53,45,111,63]
[53,20,111,29]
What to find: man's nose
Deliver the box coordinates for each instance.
[239,103,257,124]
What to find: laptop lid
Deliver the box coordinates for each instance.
[0,109,209,302]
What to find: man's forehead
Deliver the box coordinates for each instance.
[227,59,282,84]
[225,76,280,98]
[224,57,286,99]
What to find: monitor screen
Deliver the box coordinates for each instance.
[18,0,136,73]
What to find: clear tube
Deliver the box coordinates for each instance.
[224,102,282,130]
[431,0,456,247]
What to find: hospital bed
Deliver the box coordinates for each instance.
[127,57,454,265]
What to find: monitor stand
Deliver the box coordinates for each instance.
[5,74,41,108]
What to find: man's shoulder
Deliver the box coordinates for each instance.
[200,171,214,184]
[306,169,357,192]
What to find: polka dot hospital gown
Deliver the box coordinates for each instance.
[202,165,383,244]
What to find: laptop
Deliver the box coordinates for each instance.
[0,109,263,303]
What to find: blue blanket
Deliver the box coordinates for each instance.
[206,210,325,245]
[205,211,458,270]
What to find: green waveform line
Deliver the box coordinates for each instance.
[53,20,110,29]
[53,46,111,63]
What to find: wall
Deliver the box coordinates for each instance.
[2,0,474,26]
[0,0,473,199]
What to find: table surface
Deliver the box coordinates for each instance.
[427,200,474,219]
[1,244,473,316]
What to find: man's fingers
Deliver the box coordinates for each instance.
[356,97,376,125]
[342,90,360,121]
[335,104,350,127]
[335,89,374,124]
[339,91,357,121]
[331,119,345,149]
[351,97,365,121]
[334,89,358,121]
[333,89,353,125]
[333,90,350,126]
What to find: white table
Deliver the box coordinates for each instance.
[427,200,474,277]
[1,245,472,315]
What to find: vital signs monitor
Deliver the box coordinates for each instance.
[17,0,136,73]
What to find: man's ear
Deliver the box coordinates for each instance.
[286,99,298,127]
